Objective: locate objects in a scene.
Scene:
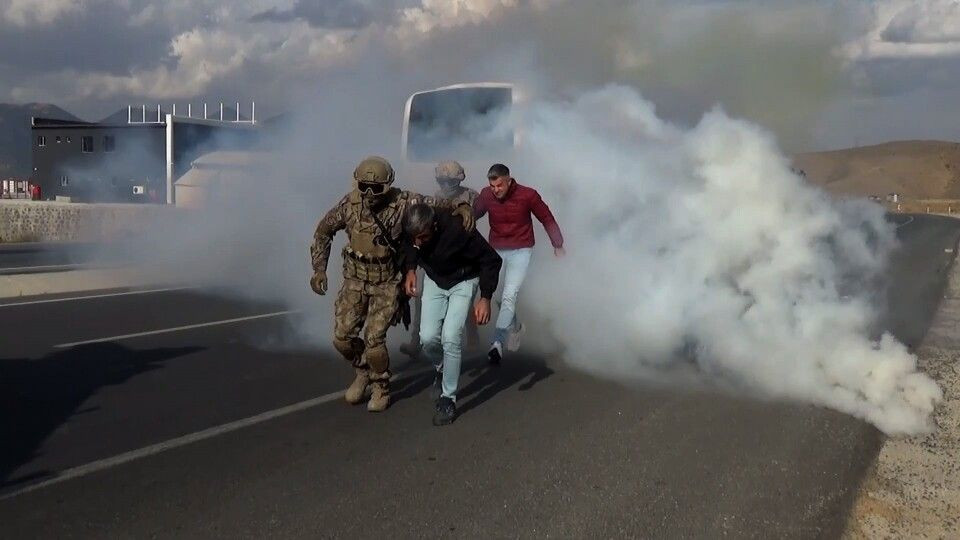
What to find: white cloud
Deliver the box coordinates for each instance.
[40,0,539,101]
[845,0,960,60]
[3,0,960,147]
[883,0,960,44]
[2,0,83,26]
[71,27,269,98]
[395,0,523,35]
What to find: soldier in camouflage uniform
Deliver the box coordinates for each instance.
[400,161,480,358]
[310,156,475,412]
[434,160,480,207]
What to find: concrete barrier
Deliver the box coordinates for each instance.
[0,200,175,243]
[0,267,164,299]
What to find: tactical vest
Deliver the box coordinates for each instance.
[341,189,406,283]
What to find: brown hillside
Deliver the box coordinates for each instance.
[793,140,960,199]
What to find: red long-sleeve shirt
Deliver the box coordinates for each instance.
[474,181,564,250]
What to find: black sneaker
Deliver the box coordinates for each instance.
[429,370,443,401]
[487,342,503,366]
[433,397,457,426]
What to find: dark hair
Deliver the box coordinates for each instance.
[487,163,510,178]
[403,203,436,237]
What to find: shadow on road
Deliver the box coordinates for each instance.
[457,354,553,416]
[392,353,554,417]
[0,343,201,487]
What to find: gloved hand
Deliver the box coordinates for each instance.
[453,203,475,232]
[310,272,328,295]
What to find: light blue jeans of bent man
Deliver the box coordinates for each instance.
[419,275,479,402]
[492,247,532,347]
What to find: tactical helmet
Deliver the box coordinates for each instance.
[353,156,395,197]
[435,160,465,182]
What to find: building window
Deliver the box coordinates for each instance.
[59,175,69,187]
[103,135,115,152]
[56,136,62,143]
[37,135,46,147]
[81,136,94,153]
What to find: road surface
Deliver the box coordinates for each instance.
[0,214,957,538]
[0,242,128,274]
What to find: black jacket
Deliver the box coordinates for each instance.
[403,212,502,299]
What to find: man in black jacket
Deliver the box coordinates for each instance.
[402,203,502,425]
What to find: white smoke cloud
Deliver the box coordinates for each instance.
[513,86,941,435]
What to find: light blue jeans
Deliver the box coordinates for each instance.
[493,247,532,346]
[419,275,479,401]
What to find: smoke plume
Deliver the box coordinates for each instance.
[512,86,940,435]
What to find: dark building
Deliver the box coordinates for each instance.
[31,104,259,203]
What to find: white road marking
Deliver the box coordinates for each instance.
[0,286,195,308]
[0,367,432,501]
[54,310,298,348]
[0,263,80,272]
[896,216,915,229]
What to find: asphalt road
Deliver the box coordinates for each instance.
[0,242,128,274]
[0,214,958,539]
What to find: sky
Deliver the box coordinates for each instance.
[1,0,960,151]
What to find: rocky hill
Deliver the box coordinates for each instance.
[794,140,960,200]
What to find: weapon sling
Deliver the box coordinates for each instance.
[368,202,411,330]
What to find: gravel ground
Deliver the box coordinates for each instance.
[844,254,960,538]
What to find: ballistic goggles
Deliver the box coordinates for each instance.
[358,181,388,195]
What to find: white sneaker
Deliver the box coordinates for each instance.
[506,323,525,352]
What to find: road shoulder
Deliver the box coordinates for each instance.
[0,266,160,299]
[844,242,960,538]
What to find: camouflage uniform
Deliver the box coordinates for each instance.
[437,185,479,206]
[310,156,471,412]
[434,160,479,207]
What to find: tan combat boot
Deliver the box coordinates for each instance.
[367,375,390,412]
[344,367,370,405]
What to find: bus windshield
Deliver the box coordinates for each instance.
[405,86,513,163]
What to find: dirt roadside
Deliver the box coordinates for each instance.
[844,245,960,538]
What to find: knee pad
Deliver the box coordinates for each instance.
[333,336,365,365]
[364,343,390,374]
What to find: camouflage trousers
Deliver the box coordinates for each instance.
[332,277,400,377]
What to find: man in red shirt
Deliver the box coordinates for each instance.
[474,163,565,364]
